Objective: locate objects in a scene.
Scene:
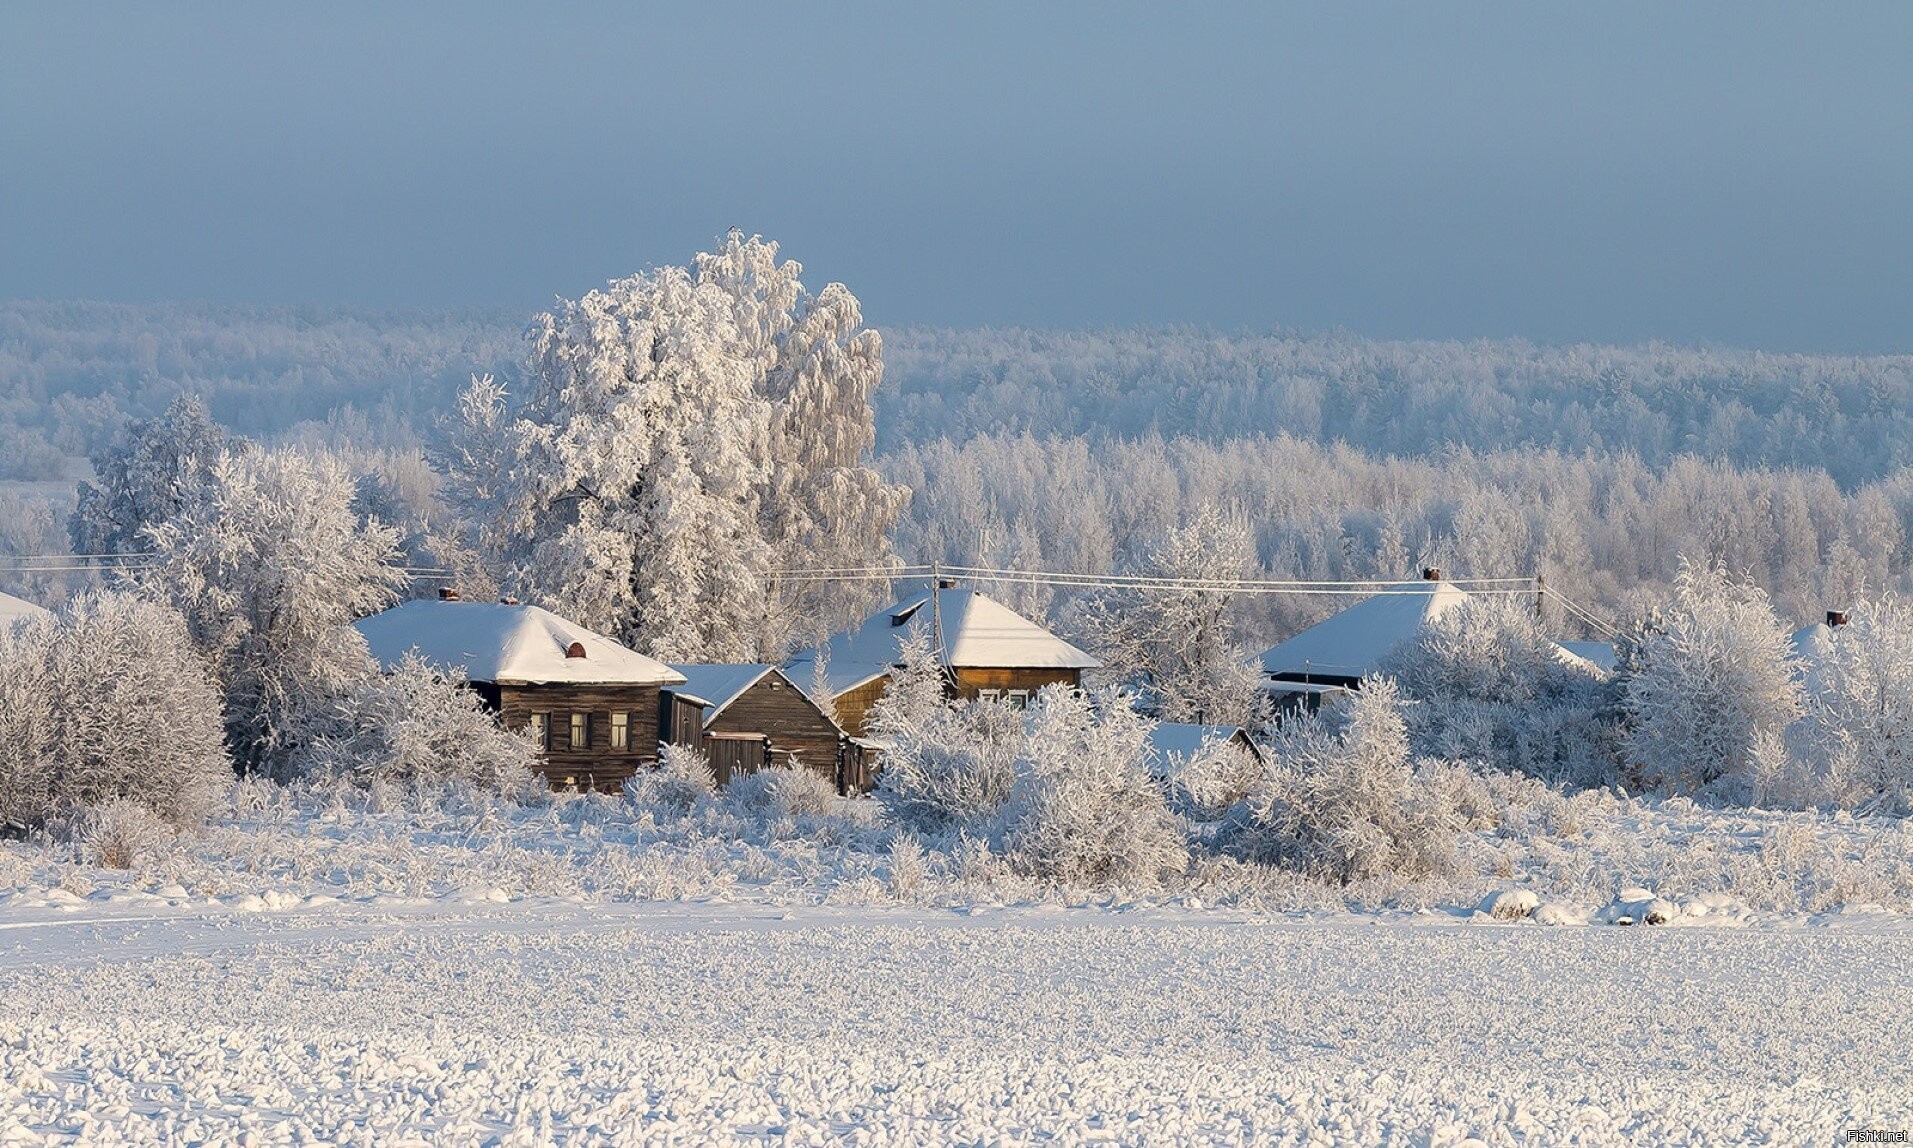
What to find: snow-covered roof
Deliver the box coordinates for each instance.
[1146,723,1256,768]
[1558,640,1619,674]
[0,591,51,630]
[354,600,685,687]
[1789,622,1839,693]
[786,586,1100,698]
[1257,580,1473,681]
[667,663,777,724]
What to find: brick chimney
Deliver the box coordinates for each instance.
[438,587,461,601]
[565,641,588,659]
[1826,610,1850,628]
[1421,567,1442,582]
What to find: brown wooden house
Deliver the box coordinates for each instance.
[662,663,870,791]
[353,596,687,792]
[784,583,1102,738]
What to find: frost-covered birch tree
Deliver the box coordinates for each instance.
[449,232,906,662]
[140,447,406,775]
[1795,597,1913,812]
[70,395,238,558]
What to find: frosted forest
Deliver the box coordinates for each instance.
[5,235,1913,1142]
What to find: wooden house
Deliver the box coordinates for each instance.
[1256,570,1605,713]
[784,583,1102,738]
[353,596,686,792]
[0,591,50,631]
[662,664,866,791]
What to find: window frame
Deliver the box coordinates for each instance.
[609,710,630,751]
[570,711,590,751]
[529,712,549,750]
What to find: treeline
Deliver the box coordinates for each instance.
[887,433,1912,642]
[8,302,1913,484]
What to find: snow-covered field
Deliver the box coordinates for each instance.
[2,894,1908,1145]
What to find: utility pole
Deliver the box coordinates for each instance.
[1535,572,1546,620]
[930,559,946,672]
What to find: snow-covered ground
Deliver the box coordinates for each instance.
[2,893,1909,1144]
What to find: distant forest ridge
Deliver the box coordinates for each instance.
[4,300,1912,484]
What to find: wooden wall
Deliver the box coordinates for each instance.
[832,674,892,738]
[494,682,664,792]
[703,669,843,787]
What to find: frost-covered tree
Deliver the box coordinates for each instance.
[139,447,406,775]
[1620,559,1802,800]
[70,396,237,558]
[1382,596,1619,786]
[1077,506,1263,724]
[1243,679,1459,883]
[299,652,542,796]
[1794,597,1913,812]
[451,232,907,662]
[998,685,1188,887]
[0,592,228,829]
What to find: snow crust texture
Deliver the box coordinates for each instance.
[0,909,1905,1144]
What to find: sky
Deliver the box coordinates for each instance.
[3,3,1910,352]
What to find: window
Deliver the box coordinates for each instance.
[1006,689,1031,710]
[529,712,549,750]
[978,689,1001,703]
[570,712,590,751]
[610,711,630,750]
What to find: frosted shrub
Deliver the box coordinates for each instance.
[725,765,839,823]
[632,742,716,813]
[299,652,543,798]
[870,626,1021,834]
[1245,680,1461,884]
[998,686,1189,888]
[79,800,174,870]
[886,832,927,899]
[0,592,230,830]
[1168,735,1264,819]
[1383,596,1619,787]
[1794,597,1913,813]
[1621,559,1802,801]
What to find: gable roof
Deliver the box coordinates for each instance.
[353,600,685,687]
[1146,722,1260,769]
[0,591,51,629]
[1258,580,1472,681]
[1558,640,1619,674]
[786,585,1101,698]
[666,663,777,723]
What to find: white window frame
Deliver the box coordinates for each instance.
[609,711,630,750]
[570,712,590,751]
[529,712,549,750]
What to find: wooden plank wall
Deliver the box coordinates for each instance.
[496,682,664,792]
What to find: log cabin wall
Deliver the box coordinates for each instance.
[703,670,843,787]
[495,681,664,792]
[831,674,893,738]
[949,667,1082,699]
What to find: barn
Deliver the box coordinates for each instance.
[353,595,686,792]
[784,583,1102,737]
[663,664,863,790]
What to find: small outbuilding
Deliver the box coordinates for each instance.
[664,663,859,790]
[353,596,686,792]
[1146,722,1262,774]
[785,583,1102,737]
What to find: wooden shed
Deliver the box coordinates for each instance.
[353,597,686,792]
[664,664,860,791]
[784,583,1102,738]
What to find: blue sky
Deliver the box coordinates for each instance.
[3,3,1909,351]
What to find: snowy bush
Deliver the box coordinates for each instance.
[869,626,1022,834]
[140,446,407,775]
[631,742,717,813]
[1243,680,1462,884]
[998,686,1189,888]
[78,800,175,870]
[1620,559,1802,801]
[298,652,543,798]
[1789,598,1913,812]
[1166,734,1265,820]
[725,765,840,823]
[0,592,229,829]
[1383,595,1619,787]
